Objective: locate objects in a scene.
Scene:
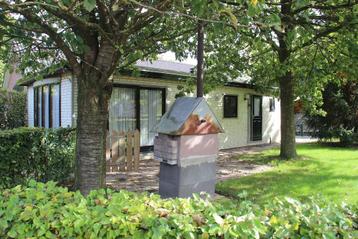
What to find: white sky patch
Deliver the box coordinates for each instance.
[158,51,197,65]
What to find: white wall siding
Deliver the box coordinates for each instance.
[262,96,281,144]
[60,77,73,127]
[27,86,34,127]
[113,76,281,149]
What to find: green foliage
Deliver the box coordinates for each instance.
[305,80,358,145]
[0,89,26,130]
[0,60,4,86]
[0,128,75,189]
[0,181,357,239]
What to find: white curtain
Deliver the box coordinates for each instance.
[140,89,162,146]
[109,87,136,132]
[51,84,60,128]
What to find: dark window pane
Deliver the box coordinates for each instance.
[223,95,238,118]
[43,85,50,128]
[38,87,43,127]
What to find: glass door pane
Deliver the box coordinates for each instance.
[140,89,163,146]
[109,87,136,132]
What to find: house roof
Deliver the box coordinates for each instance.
[135,60,194,76]
[18,60,254,89]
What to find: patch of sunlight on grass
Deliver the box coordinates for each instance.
[216,143,358,205]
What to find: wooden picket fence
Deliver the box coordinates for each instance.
[106,130,140,172]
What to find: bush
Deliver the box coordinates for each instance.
[305,80,358,146]
[0,181,357,239]
[0,89,26,129]
[0,128,75,188]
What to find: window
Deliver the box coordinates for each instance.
[34,84,61,128]
[223,95,238,118]
[269,98,275,112]
[109,86,165,147]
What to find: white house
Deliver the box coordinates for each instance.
[20,60,281,150]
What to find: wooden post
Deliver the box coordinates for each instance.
[106,131,111,172]
[119,131,126,171]
[126,131,133,171]
[134,130,140,170]
[111,131,119,172]
[196,20,204,98]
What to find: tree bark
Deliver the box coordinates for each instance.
[196,20,204,98]
[279,71,297,159]
[74,71,112,195]
[277,0,297,159]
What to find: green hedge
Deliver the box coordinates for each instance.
[0,181,357,239]
[0,128,75,188]
[0,89,26,129]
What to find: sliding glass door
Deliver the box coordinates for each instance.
[109,87,136,132]
[140,89,163,146]
[109,86,165,147]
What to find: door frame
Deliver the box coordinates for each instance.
[250,95,263,141]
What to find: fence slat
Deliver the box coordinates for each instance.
[119,131,126,171]
[134,130,140,170]
[106,132,111,172]
[105,130,140,173]
[126,131,133,171]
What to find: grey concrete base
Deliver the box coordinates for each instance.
[159,162,216,198]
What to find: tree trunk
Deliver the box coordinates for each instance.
[279,71,297,159]
[74,73,112,195]
[278,0,296,159]
[196,20,204,97]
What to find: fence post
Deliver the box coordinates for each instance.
[134,130,140,170]
[126,131,133,171]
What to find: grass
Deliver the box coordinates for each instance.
[216,143,358,204]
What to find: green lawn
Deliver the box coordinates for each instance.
[216,143,358,204]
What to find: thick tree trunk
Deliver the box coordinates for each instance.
[279,71,297,159]
[74,73,112,195]
[278,0,297,159]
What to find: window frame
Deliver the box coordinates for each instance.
[223,94,238,118]
[34,83,61,128]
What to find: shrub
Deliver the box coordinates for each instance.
[305,80,358,146]
[0,89,26,129]
[0,181,357,239]
[0,128,75,189]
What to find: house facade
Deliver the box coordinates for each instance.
[21,60,281,150]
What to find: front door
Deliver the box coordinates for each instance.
[251,95,262,141]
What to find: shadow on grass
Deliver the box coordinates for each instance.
[217,168,358,203]
[216,148,358,204]
[233,152,308,166]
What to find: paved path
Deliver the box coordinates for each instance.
[106,144,277,193]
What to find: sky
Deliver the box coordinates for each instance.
[158,51,197,65]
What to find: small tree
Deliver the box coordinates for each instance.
[0,89,26,129]
[199,0,357,158]
[306,79,358,145]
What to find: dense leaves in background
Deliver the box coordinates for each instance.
[0,60,4,86]
[0,181,357,238]
[0,128,75,188]
[179,0,357,159]
[0,89,25,129]
[306,80,358,145]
